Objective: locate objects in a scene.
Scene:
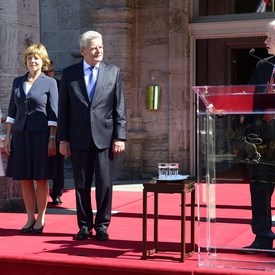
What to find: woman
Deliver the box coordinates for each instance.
[4,44,58,234]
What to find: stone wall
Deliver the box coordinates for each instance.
[0,0,40,211]
[0,0,192,200]
[39,0,192,180]
[136,1,191,178]
[0,0,192,211]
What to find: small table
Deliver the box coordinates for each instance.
[142,179,196,262]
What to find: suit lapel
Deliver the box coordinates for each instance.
[91,62,108,105]
[76,61,90,102]
[19,74,28,98]
[30,73,44,90]
[25,73,46,100]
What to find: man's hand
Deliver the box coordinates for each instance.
[112,139,125,155]
[59,141,71,157]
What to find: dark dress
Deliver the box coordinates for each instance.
[5,72,58,181]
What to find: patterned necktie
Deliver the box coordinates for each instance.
[88,66,97,102]
[264,67,275,122]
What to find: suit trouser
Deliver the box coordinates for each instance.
[70,141,115,230]
[52,146,64,196]
[250,128,275,235]
[250,164,275,235]
[249,120,275,235]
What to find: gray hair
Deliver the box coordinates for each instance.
[79,31,102,48]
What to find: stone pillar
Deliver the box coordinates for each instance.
[0,0,40,211]
[92,1,148,179]
[168,1,191,173]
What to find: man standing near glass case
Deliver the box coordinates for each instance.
[243,20,275,254]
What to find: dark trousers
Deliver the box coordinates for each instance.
[52,144,65,196]
[250,180,274,235]
[249,120,275,235]
[70,141,115,230]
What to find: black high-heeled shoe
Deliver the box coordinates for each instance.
[19,220,36,234]
[32,224,45,234]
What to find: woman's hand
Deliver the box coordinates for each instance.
[48,138,56,157]
[3,138,11,156]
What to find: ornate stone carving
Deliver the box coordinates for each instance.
[169,8,185,32]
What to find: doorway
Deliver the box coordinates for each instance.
[231,47,270,84]
[195,36,267,86]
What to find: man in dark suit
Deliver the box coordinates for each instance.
[58,31,127,241]
[44,60,64,205]
[243,20,275,253]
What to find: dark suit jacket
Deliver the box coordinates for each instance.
[8,72,58,132]
[58,61,127,150]
[248,56,275,111]
[249,56,275,87]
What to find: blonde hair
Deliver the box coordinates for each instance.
[24,43,50,71]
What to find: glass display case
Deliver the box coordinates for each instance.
[193,85,275,271]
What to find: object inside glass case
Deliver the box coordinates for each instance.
[193,84,275,272]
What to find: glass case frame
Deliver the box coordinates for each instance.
[194,84,275,271]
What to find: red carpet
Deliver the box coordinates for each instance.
[0,183,275,274]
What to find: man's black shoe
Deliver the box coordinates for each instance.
[96,228,109,241]
[50,193,62,205]
[241,236,273,254]
[75,226,92,240]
